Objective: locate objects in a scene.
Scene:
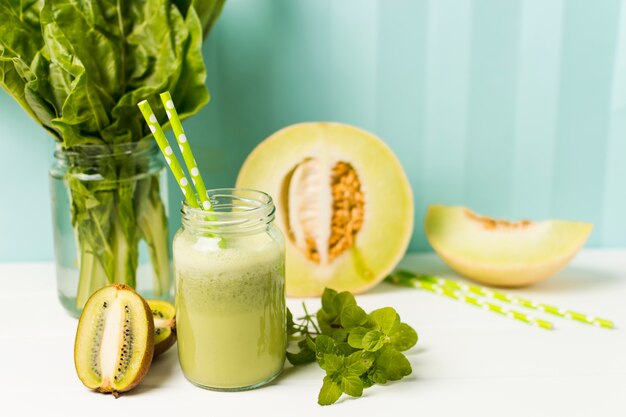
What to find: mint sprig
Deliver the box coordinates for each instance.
[287,288,418,405]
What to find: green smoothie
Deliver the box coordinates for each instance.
[174,234,286,390]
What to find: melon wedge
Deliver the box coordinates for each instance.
[425,205,593,287]
[236,122,414,296]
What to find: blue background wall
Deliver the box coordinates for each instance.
[1,0,625,262]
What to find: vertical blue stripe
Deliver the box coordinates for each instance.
[376,0,429,251]
[603,1,626,245]
[465,0,522,216]
[270,1,332,125]
[422,0,472,206]
[511,0,564,220]
[552,0,621,244]
[329,0,379,131]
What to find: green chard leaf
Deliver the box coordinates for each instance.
[0,0,223,312]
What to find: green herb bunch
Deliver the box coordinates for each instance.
[287,288,418,406]
[0,0,224,309]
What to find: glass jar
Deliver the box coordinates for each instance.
[50,141,171,317]
[174,188,286,391]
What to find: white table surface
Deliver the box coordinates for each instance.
[2,249,625,416]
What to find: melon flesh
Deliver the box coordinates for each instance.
[236,122,413,297]
[425,205,593,286]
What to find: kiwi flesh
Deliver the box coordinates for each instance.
[147,299,177,357]
[74,284,154,397]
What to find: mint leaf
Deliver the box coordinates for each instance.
[339,374,364,397]
[323,353,344,374]
[305,335,317,351]
[315,336,338,369]
[362,330,386,352]
[319,290,358,342]
[347,327,368,349]
[376,345,412,381]
[340,304,368,330]
[389,322,418,351]
[318,376,342,406]
[368,367,388,385]
[286,347,316,365]
[361,374,375,389]
[344,351,375,375]
[336,342,356,357]
[286,309,296,336]
[321,288,339,314]
[287,287,419,406]
[330,328,349,343]
[369,307,400,335]
[333,291,357,313]
[315,335,337,355]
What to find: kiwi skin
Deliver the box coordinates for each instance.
[153,322,176,357]
[147,299,177,358]
[74,284,154,397]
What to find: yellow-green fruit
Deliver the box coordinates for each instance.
[74,284,154,396]
[147,299,177,357]
[237,122,414,297]
[425,205,593,287]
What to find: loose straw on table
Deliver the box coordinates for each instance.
[416,273,615,329]
[159,92,211,211]
[387,271,554,330]
[138,95,211,211]
[387,271,615,330]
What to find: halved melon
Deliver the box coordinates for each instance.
[425,205,593,287]
[236,122,414,296]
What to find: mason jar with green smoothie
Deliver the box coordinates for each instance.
[173,188,286,391]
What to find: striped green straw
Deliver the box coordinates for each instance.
[387,271,554,330]
[159,92,211,211]
[413,273,615,329]
[138,99,199,208]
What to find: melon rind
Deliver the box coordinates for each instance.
[425,205,593,287]
[236,122,414,297]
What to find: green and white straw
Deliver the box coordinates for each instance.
[388,271,554,330]
[138,99,199,208]
[159,92,211,211]
[415,273,615,329]
[387,271,615,330]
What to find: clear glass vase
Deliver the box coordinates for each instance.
[50,141,172,317]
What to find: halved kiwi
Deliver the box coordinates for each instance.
[74,284,154,397]
[147,299,176,357]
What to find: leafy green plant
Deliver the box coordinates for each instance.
[287,288,418,405]
[0,0,224,308]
